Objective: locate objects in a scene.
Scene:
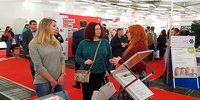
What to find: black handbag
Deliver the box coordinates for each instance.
[1,35,8,42]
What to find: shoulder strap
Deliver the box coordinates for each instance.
[89,40,102,71]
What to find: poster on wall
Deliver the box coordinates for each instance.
[171,47,198,78]
[195,51,200,77]
[170,36,195,48]
[63,18,68,28]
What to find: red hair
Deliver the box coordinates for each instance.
[123,24,148,56]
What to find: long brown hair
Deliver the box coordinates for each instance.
[123,24,148,56]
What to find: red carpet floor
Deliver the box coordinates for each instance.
[0,50,199,100]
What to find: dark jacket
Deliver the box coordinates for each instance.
[22,29,33,56]
[110,34,127,57]
[72,29,85,56]
[157,35,167,50]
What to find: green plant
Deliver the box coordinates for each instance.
[191,20,200,48]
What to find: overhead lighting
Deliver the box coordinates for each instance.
[95,2,111,5]
[137,7,149,10]
[155,8,168,11]
[159,4,171,7]
[49,1,63,4]
[118,0,132,3]
[174,8,185,11]
[99,6,111,9]
[26,0,42,3]
[117,3,132,6]
[185,11,196,14]
[137,4,151,7]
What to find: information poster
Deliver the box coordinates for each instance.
[171,48,198,78]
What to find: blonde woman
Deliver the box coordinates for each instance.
[29,18,66,97]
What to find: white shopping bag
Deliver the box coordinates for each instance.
[154,50,160,59]
[99,82,116,99]
[91,91,106,100]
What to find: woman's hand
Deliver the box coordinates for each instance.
[109,57,121,65]
[105,71,109,77]
[57,74,65,85]
[50,79,57,88]
[84,59,93,65]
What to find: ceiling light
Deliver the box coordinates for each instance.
[49,1,63,4]
[95,2,111,5]
[26,0,42,3]
[173,8,185,11]
[137,4,150,7]
[117,3,132,6]
[155,8,168,11]
[137,8,149,10]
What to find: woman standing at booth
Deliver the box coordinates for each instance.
[75,22,113,100]
[29,18,66,97]
[110,24,148,99]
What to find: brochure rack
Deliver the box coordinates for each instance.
[112,50,154,100]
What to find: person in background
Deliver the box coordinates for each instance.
[150,26,158,59]
[157,29,167,60]
[4,26,13,57]
[29,18,66,97]
[19,24,29,42]
[180,27,190,36]
[171,28,179,36]
[22,20,37,79]
[110,24,148,100]
[10,28,15,53]
[54,27,64,44]
[145,26,150,33]
[102,23,109,41]
[111,28,128,58]
[72,20,87,89]
[75,22,113,100]
[147,32,154,61]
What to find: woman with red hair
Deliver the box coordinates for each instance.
[110,24,149,99]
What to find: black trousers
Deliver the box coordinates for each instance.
[29,58,35,80]
[74,60,81,86]
[81,72,105,100]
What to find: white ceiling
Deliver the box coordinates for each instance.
[28,0,200,19]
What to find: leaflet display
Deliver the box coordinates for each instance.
[112,50,154,100]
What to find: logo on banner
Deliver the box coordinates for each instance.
[189,39,194,44]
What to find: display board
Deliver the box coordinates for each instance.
[171,48,198,78]
[171,36,199,88]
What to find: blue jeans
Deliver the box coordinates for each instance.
[34,82,64,97]
[6,40,12,56]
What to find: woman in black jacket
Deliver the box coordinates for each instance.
[157,29,167,60]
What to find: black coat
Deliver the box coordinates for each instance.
[72,29,85,56]
[111,35,127,57]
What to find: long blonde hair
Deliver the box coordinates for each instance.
[123,24,148,56]
[34,18,60,48]
[147,32,154,46]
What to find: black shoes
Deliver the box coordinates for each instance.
[72,84,81,89]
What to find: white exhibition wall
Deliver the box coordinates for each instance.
[0,1,57,35]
